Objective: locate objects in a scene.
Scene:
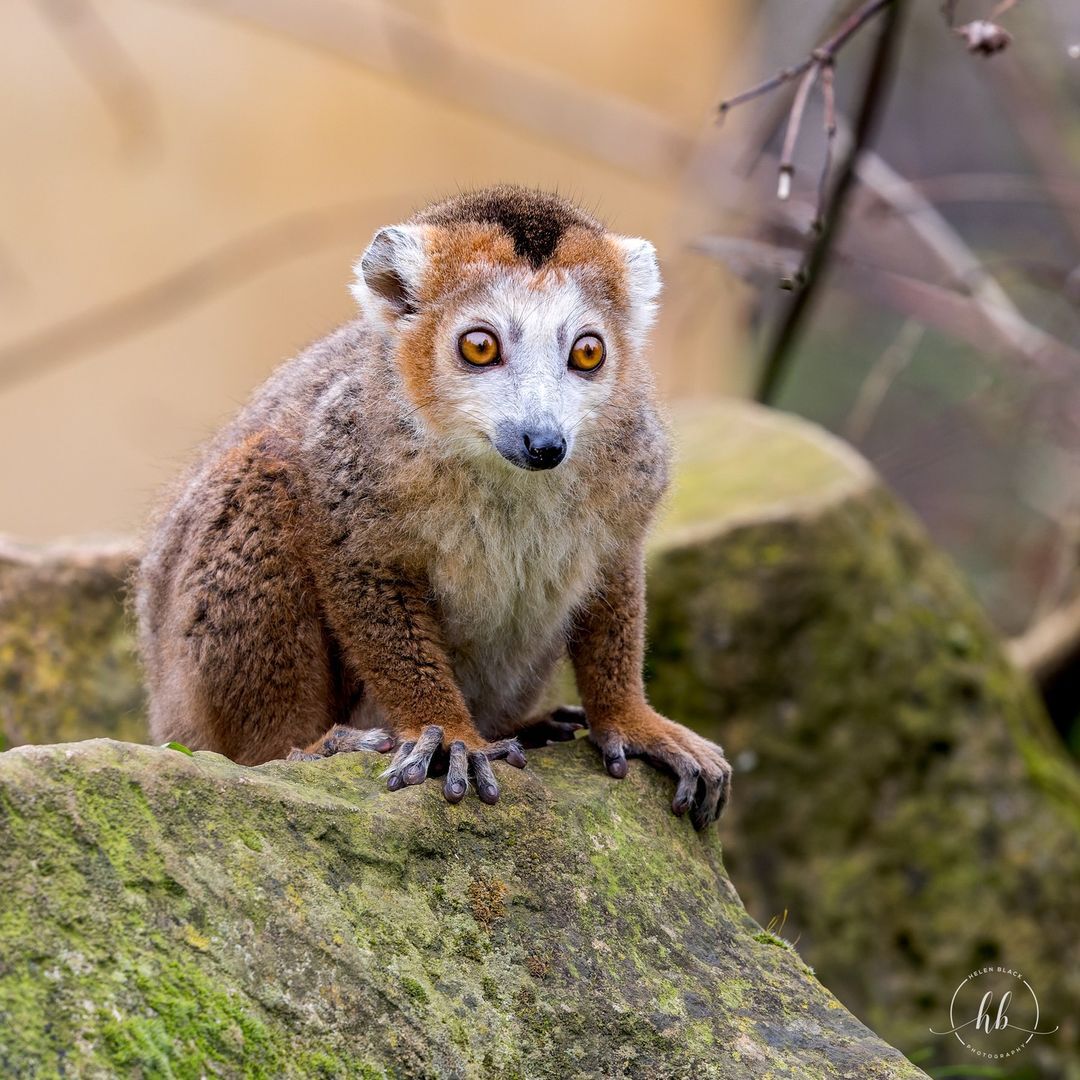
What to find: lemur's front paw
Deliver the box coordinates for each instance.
[381,725,527,805]
[590,713,731,830]
[287,725,394,761]
[515,704,587,748]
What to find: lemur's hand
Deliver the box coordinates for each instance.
[381,725,527,805]
[589,709,731,830]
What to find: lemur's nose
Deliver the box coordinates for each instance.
[522,428,566,470]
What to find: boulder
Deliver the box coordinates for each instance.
[0,537,142,751]
[0,738,925,1078]
[646,401,1080,1079]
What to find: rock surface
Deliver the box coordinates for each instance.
[0,737,924,1079]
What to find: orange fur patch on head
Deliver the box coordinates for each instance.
[550,227,630,313]
[417,223,518,306]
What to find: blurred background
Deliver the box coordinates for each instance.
[4,0,1079,750]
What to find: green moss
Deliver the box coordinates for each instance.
[400,977,429,1005]
[0,739,925,1079]
[646,472,1080,1079]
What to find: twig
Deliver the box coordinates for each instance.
[757,0,909,402]
[816,63,838,230]
[777,65,820,200]
[718,60,815,120]
[0,199,401,393]
[34,0,157,152]
[844,319,925,441]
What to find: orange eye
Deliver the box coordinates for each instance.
[569,334,605,372]
[459,329,501,367]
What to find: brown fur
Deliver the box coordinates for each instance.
[136,186,729,823]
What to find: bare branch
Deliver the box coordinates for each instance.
[852,137,1068,365]
[718,0,894,208]
[815,63,838,230]
[756,0,909,402]
[0,199,402,393]
[34,0,158,152]
[844,319,926,441]
[697,231,1080,372]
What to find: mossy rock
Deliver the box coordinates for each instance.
[646,401,1080,1080]
[0,737,925,1079]
[0,536,142,751]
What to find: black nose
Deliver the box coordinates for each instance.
[522,429,566,470]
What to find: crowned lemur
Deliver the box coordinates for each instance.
[136,186,731,828]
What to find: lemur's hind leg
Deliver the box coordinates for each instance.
[170,431,346,765]
[514,705,588,748]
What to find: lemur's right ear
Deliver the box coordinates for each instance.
[351,225,427,317]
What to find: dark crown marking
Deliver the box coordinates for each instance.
[416,185,604,270]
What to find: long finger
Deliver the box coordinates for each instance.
[476,738,527,769]
[594,732,628,778]
[401,725,444,785]
[469,752,500,804]
[671,761,701,817]
[693,765,731,830]
[444,741,469,804]
[382,740,415,791]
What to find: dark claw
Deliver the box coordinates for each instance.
[470,752,500,804]
[444,741,469,804]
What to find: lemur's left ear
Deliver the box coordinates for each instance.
[614,236,662,309]
[351,225,427,317]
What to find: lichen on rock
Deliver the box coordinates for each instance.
[0,738,925,1079]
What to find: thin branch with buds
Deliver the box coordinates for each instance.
[757,0,909,401]
[718,0,893,207]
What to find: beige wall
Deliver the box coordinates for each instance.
[0,0,748,541]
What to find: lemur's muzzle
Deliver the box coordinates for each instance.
[495,422,567,471]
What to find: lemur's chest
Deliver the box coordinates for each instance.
[426,487,604,645]
[417,470,613,719]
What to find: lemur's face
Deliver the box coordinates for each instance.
[352,190,660,472]
[431,271,615,471]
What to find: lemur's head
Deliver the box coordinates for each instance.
[351,186,660,472]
